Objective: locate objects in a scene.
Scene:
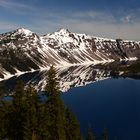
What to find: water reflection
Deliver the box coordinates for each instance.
[2,64,111,92]
[2,61,139,92]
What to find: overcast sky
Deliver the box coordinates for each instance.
[0,0,140,40]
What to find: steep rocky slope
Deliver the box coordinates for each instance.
[0,28,140,80]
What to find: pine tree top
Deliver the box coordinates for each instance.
[45,66,60,97]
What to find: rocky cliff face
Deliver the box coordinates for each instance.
[0,28,140,80]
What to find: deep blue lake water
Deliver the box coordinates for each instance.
[62,78,140,140]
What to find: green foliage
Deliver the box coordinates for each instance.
[45,65,60,97]
[65,108,83,140]
[0,83,4,99]
[44,66,67,140]
[13,80,25,107]
[45,96,66,140]
[23,84,39,140]
[86,127,96,140]
[0,66,83,140]
[0,103,11,139]
[9,81,28,140]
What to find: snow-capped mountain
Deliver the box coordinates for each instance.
[0,28,140,80]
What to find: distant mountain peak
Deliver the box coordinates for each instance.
[57,28,70,34]
[16,28,33,36]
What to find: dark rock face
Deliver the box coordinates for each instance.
[0,28,140,80]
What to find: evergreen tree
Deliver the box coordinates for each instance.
[0,66,84,140]
[45,95,66,140]
[0,83,13,140]
[65,108,83,140]
[23,84,39,140]
[86,127,96,140]
[36,103,49,140]
[45,65,66,139]
[45,65,60,97]
[44,66,83,140]
[102,128,108,140]
[12,80,25,107]
[9,80,28,140]
[0,101,11,140]
[0,83,4,100]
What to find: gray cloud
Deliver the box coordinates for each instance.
[70,21,140,41]
[0,22,19,31]
[30,11,140,41]
[0,0,34,14]
[0,1,140,40]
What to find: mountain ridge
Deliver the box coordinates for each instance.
[0,28,140,81]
